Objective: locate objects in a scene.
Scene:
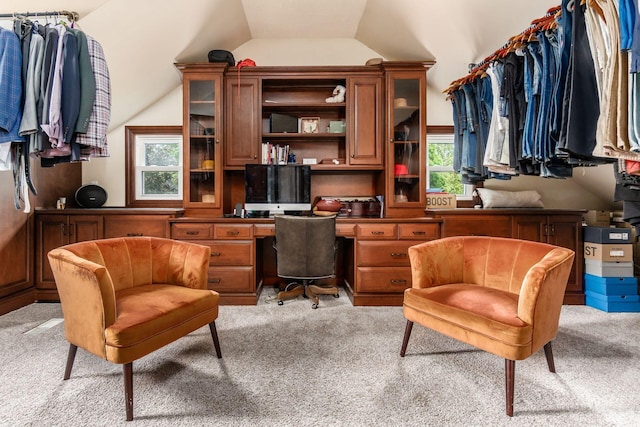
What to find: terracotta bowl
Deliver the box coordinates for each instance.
[315,199,342,212]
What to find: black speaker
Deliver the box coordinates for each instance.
[75,184,107,208]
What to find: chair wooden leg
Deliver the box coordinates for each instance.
[123,362,133,421]
[209,321,222,359]
[400,320,414,357]
[505,359,515,417]
[543,341,556,373]
[63,344,78,380]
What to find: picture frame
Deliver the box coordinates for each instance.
[300,117,320,134]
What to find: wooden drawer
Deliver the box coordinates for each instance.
[207,266,254,293]
[398,223,439,240]
[214,224,254,239]
[356,267,412,293]
[356,241,414,267]
[172,223,214,239]
[254,224,275,237]
[336,223,356,237]
[356,223,397,240]
[104,215,169,238]
[198,240,253,266]
[442,215,512,238]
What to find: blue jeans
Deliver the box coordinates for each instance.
[523,41,543,159]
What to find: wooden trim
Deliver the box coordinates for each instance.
[426,125,454,134]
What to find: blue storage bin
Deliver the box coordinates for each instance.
[585,291,640,312]
[584,274,639,295]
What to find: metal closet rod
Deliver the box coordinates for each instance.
[0,10,79,21]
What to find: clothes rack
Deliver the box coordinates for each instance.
[0,10,79,22]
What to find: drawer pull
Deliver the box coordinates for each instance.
[186,230,200,236]
[211,252,221,257]
[390,279,408,286]
[208,278,221,284]
[412,231,426,236]
[127,233,143,237]
[390,252,407,258]
[226,230,240,236]
[371,231,385,235]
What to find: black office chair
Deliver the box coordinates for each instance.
[273,215,340,309]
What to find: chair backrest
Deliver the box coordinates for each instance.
[409,236,574,295]
[49,236,210,292]
[274,215,336,280]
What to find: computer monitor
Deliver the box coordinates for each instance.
[244,164,311,215]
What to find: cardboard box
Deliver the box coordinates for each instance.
[584,243,633,262]
[584,274,639,295]
[426,193,456,209]
[585,291,640,312]
[582,210,610,227]
[583,226,632,244]
[584,259,634,277]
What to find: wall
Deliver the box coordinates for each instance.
[84,39,618,211]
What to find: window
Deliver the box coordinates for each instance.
[426,126,472,200]
[125,126,183,208]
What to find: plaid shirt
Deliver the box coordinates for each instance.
[76,34,111,157]
[0,28,24,144]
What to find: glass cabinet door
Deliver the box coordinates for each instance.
[185,75,222,207]
[389,75,425,207]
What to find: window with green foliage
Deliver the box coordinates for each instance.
[427,130,471,198]
[125,126,183,207]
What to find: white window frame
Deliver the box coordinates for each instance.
[426,132,473,200]
[134,134,183,201]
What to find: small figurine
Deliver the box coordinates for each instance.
[325,85,346,103]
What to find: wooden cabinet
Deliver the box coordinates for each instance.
[427,209,585,304]
[35,214,103,300]
[260,75,349,167]
[175,62,434,217]
[178,65,225,211]
[172,221,257,304]
[350,221,440,305]
[440,214,513,238]
[512,214,583,303]
[384,63,431,217]
[347,76,383,166]
[35,209,182,302]
[103,215,171,238]
[225,76,261,167]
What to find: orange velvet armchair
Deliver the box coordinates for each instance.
[400,236,575,416]
[47,237,221,421]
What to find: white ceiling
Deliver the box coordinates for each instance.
[1,0,617,207]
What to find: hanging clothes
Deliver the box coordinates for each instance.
[0,28,24,170]
[1,13,111,212]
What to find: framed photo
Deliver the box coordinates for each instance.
[300,117,320,134]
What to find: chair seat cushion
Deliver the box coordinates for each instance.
[403,284,532,348]
[105,284,218,351]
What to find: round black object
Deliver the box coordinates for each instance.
[75,184,107,208]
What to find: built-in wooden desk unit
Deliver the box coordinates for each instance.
[170,217,442,306]
[34,208,584,306]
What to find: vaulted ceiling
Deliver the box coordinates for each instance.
[3,0,561,128]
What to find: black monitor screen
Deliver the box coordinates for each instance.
[244,164,311,212]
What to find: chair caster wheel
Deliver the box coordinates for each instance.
[333,293,339,298]
[278,300,284,306]
[312,303,318,309]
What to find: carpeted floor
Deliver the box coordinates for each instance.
[1,287,639,427]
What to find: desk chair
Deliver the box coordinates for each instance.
[273,215,340,309]
[401,236,575,416]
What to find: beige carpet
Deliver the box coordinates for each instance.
[1,288,639,426]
